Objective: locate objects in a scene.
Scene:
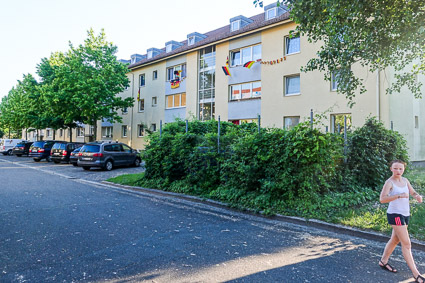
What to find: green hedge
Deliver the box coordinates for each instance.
[139,117,408,216]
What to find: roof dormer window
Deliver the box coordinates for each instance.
[188,36,195,46]
[231,20,240,32]
[166,44,172,53]
[266,7,277,20]
[147,51,153,59]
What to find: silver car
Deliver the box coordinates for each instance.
[77,141,141,171]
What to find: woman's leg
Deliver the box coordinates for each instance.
[393,225,422,280]
[380,228,400,271]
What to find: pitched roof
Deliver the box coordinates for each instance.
[129,11,291,70]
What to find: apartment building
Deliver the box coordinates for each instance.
[34,3,424,162]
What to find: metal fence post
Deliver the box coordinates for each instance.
[258,114,261,133]
[185,119,188,133]
[391,121,394,131]
[344,116,347,163]
[310,109,313,129]
[160,120,162,138]
[218,116,221,153]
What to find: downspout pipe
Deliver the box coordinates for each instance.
[376,70,381,121]
[129,73,135,147]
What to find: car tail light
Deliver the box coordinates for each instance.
[78,153,82,156]
[20,147,24,149]
[38,149,45,153]
[63,151,67,156]
[93,153,103,157]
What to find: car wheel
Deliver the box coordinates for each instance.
[46,156,52,162]
[33,158,41,162]
[83,166,91,171]
[104,160,113,171]
[7,150,13,156]
[133,158,141,167]
[72,163,78,167]
[53,160,60,164]
[16,154,22,157]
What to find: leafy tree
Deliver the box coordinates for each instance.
[278,0,425,106]
[37,55,78,141]
[51,29,132,141]
[0,74,41,138]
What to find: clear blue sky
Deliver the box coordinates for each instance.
[0,0,270,99]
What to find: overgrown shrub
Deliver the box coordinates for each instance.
[140,117,408,217]
[345,117,409,190]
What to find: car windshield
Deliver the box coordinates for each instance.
[52,143,66,150]
[31,141,45,148]
[73,147,82,152]
[81,145,100,153]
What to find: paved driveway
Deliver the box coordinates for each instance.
[0,154,144,182]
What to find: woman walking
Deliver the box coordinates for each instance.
[379,160,424,282]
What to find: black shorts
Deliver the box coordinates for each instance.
[387,213,410,226]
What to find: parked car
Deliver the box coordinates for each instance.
[12,141,34,157]
[69,146,83,166]
[50,142,85,164]
[28,140,58,162]
[0,139,26,155]
[77,141,141,171]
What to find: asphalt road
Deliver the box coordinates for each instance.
[1,155,425,282]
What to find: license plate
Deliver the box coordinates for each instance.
[82,157,92,161]
[32,149,37,152]
[54,153,60,155]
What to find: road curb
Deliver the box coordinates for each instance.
[102,181,425,252]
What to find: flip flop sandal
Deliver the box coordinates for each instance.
[379,260,397,273]
[415,274,425,283]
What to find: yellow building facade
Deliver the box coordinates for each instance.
[36,4,424,163]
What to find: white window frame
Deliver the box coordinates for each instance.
[331,70,340,91]
[230,44,261,66]
[284,116,300,130]
[151,123,157,132]
[139,74,145,87]
[285,36,300,55]
[122,107,128,114]
[102,126,113,138]
[188,36,195,46]
[231,20,240,32]
[266,7,277,20]
[77,127,84,137]
[152,96,157,107]
[122,125,128,137]
[284,75,301,96]
[230,81,261,101]
[138,99,145,112]
[166,93,186,109]
[166,64,186,81]
[137,124,144,137]
[153,70,158,80]
[331,114,352,133]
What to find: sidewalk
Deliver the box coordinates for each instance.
[102,180,425,252]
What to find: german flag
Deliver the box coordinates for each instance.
[222,66,231,76]
[243,61,255,69]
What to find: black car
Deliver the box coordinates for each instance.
[77,141,141,171]
[50,142,85,164]
[69,147,82,166]
[29,140,58,162]
[12,141,33,157]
